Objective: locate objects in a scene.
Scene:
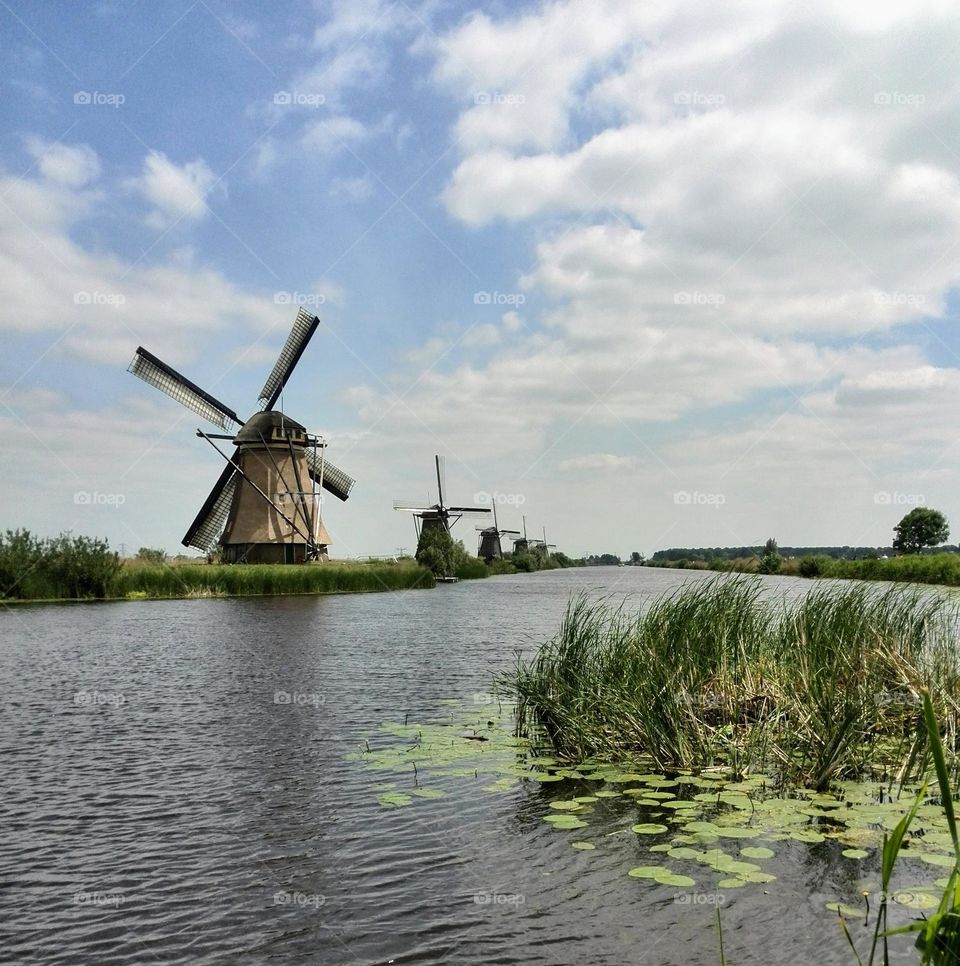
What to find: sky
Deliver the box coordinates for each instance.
[1,0,958,559]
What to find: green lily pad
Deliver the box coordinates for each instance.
[716,827,761,839]
[571,841,596,850]
[628,865,667,878]
[377,791,413,808]
[594,790,622,798]
[717,878,746,889]
[549,800,584,811]
[919,852,957,868]
[632,823,669,835]
[842,848,870,860]
[654,871,696,887]
[741,846,775,859]
[737,870,777,883]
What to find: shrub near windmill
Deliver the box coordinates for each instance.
[394,456,491,577]
[128,309,356,564]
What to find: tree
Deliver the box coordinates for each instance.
[630,551,643,565]
[415,527,468,578]
[758,537,782,575]
[137,547,166,564]
[893,507,949,555]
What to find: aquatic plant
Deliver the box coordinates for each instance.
[505,576,960,788]
[109,559,435,598]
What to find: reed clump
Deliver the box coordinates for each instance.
[110,560,435,598]
[505,576,960,789]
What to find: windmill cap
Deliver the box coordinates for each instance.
[234,410,308,444]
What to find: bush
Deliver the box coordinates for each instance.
[0,529,121,599]
[799,555,830,578]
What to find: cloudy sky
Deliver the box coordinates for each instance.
[1,0,958,559]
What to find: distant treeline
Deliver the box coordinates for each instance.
[650,545,960,562]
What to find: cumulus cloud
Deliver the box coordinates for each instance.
[25,138,101,187]
[127,151,221,228]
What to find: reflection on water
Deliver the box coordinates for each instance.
[0,569,922,964]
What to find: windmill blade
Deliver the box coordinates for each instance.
[304,448,355,502]
[447,507,492,516]
[501,529,522,536]
[434,455,447,508]
[182,463,239,551]
[394,502,432,512]
[129,347,241,430]
[258,309,320,410]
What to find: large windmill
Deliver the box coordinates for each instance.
[128,308,355,564]
[394,455,491,541]
[476,502,520,562]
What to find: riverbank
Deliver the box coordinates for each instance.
[1,560,436,602]
[643,551,960,587]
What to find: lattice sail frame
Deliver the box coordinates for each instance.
[258,309,320,409]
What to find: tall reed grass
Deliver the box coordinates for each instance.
[110,561,435,598]
[505,576,960,788]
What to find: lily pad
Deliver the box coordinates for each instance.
[571,841,596,850]
[628,865,667,879]
[741,846,775,859]
[632,823,669,835]
[654,871,696,887]
[549,800,585,811]
[841,848,870,860]
[377,791,413,808]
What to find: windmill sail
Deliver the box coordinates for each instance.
[129,347,241,430]
[304,448,355,502]
[258,309,320,410]
[183,464,239,551]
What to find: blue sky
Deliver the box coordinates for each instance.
[1,0,958,557]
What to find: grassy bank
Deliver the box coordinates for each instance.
[505,576,960,789]
[110,560,435,599]
[645,551,960,587]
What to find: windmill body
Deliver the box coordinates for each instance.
[128,309,355,563]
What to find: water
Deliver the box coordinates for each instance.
[0,568,923,964]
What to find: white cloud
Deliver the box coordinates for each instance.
[25,138,101,187]
[0,160,277,366]
[127,151,221,228]
[329,175,374,203]
[558,453,638,472]
[300,115,370,155]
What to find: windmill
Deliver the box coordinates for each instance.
[394,455,491,542]
[476,501,520,562]
[128,308,355,564]
[530,526,558,559]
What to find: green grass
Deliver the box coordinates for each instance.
[109,560,435,598]
[504,575,960,789]
[820,553,960,587]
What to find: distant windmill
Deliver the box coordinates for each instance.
[531,526,557,558]
[476,501,521,562]
[394,455,491,541]
[128,308,355,563]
